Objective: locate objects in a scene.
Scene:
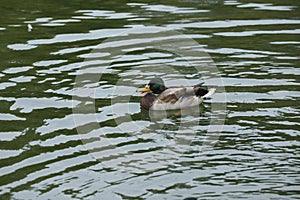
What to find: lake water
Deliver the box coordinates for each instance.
[0,0,299,199]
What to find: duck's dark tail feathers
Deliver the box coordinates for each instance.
[193,82,209,97]
[194,87,209,97]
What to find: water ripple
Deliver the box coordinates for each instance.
[0,0,299,199]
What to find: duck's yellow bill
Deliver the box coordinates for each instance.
[137,85,150,93]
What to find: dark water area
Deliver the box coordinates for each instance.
[0,0,299,199]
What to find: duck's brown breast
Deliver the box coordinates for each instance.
[140,93,157,110]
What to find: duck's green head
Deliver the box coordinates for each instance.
[149,77,166,94]
[138,77,166,94]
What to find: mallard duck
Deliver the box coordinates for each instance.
[137,78,215,110]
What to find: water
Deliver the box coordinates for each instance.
[0,0,299,199]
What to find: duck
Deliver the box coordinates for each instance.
[137,77,215,110]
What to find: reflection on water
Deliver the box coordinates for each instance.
[0,0,299,199]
